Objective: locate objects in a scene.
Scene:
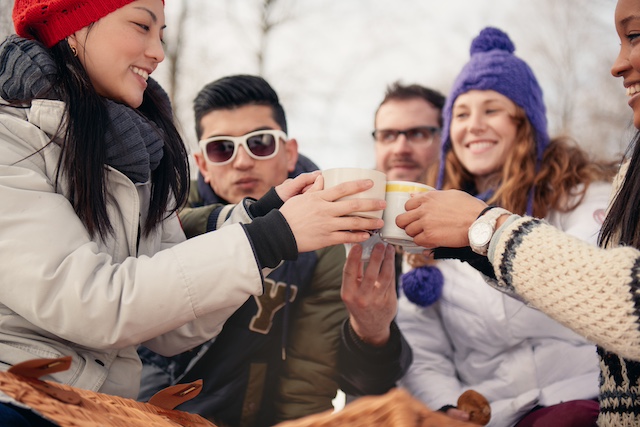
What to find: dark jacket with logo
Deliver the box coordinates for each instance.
[138,155,412,427]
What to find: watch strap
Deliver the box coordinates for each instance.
[479,207,511,223]
[476,205,498,219]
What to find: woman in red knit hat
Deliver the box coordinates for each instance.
[0,0,386,424]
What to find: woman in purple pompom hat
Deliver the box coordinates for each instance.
[397,26,618,427]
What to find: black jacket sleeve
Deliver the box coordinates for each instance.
[433,246,496,279]
[337,319,413,396]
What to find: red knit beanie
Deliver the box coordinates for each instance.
[12,0,163,48]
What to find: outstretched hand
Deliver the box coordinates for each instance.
[279,175,386,253]
[396,189,487,249]
[341,243,396,346]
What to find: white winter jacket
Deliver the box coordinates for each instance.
[398,181,612,427]
[0,99,265,399]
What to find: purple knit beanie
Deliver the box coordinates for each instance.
[436,27,549,208]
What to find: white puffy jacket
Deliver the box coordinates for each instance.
[398,181,612,426]
[0,99,265,399]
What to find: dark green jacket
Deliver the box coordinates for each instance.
[139,157,411,426]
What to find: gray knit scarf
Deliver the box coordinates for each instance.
[0,35,164,183]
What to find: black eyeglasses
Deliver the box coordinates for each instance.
[199,129,286,165]
[372,126,441,145]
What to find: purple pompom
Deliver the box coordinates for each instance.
[401,265,444,307]
[470,27,515,56]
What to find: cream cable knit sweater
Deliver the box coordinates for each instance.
[488,163,640,426]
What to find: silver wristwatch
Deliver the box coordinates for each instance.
[468,207,511,256]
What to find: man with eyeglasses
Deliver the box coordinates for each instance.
[346,84,446,406]
[368,81,446,280]
[373,82,445,183]
[137,75,412,427]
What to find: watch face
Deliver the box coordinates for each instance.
[471,222,493,246]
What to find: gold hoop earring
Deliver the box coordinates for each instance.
[70,45,77,57]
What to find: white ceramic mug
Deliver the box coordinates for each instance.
[322,167,387,219]
[380,181,433,248]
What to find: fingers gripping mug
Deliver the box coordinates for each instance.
[380,181,433,250]
[322,167,387,219]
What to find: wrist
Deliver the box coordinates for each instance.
[349,317,391,347]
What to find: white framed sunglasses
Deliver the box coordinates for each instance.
[199,129,287,165]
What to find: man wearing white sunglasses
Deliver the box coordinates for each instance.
[195,127,297,206]
[137,75,411,427]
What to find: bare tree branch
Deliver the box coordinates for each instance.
[518,0,627,160]
[0,0,14,41]
[165,0,189,104]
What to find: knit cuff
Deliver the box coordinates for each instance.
[487,214,520,264]
[243,209,298,268]
[343,319,402,361]
[249,187,283,218]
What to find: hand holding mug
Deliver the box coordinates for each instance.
[396,189,487,249]
[322,168,387,220]
[280,174,386,253]
[380,181,433,250]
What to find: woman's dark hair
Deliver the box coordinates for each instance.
[600,132,640,249]
[49,39,188,239]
